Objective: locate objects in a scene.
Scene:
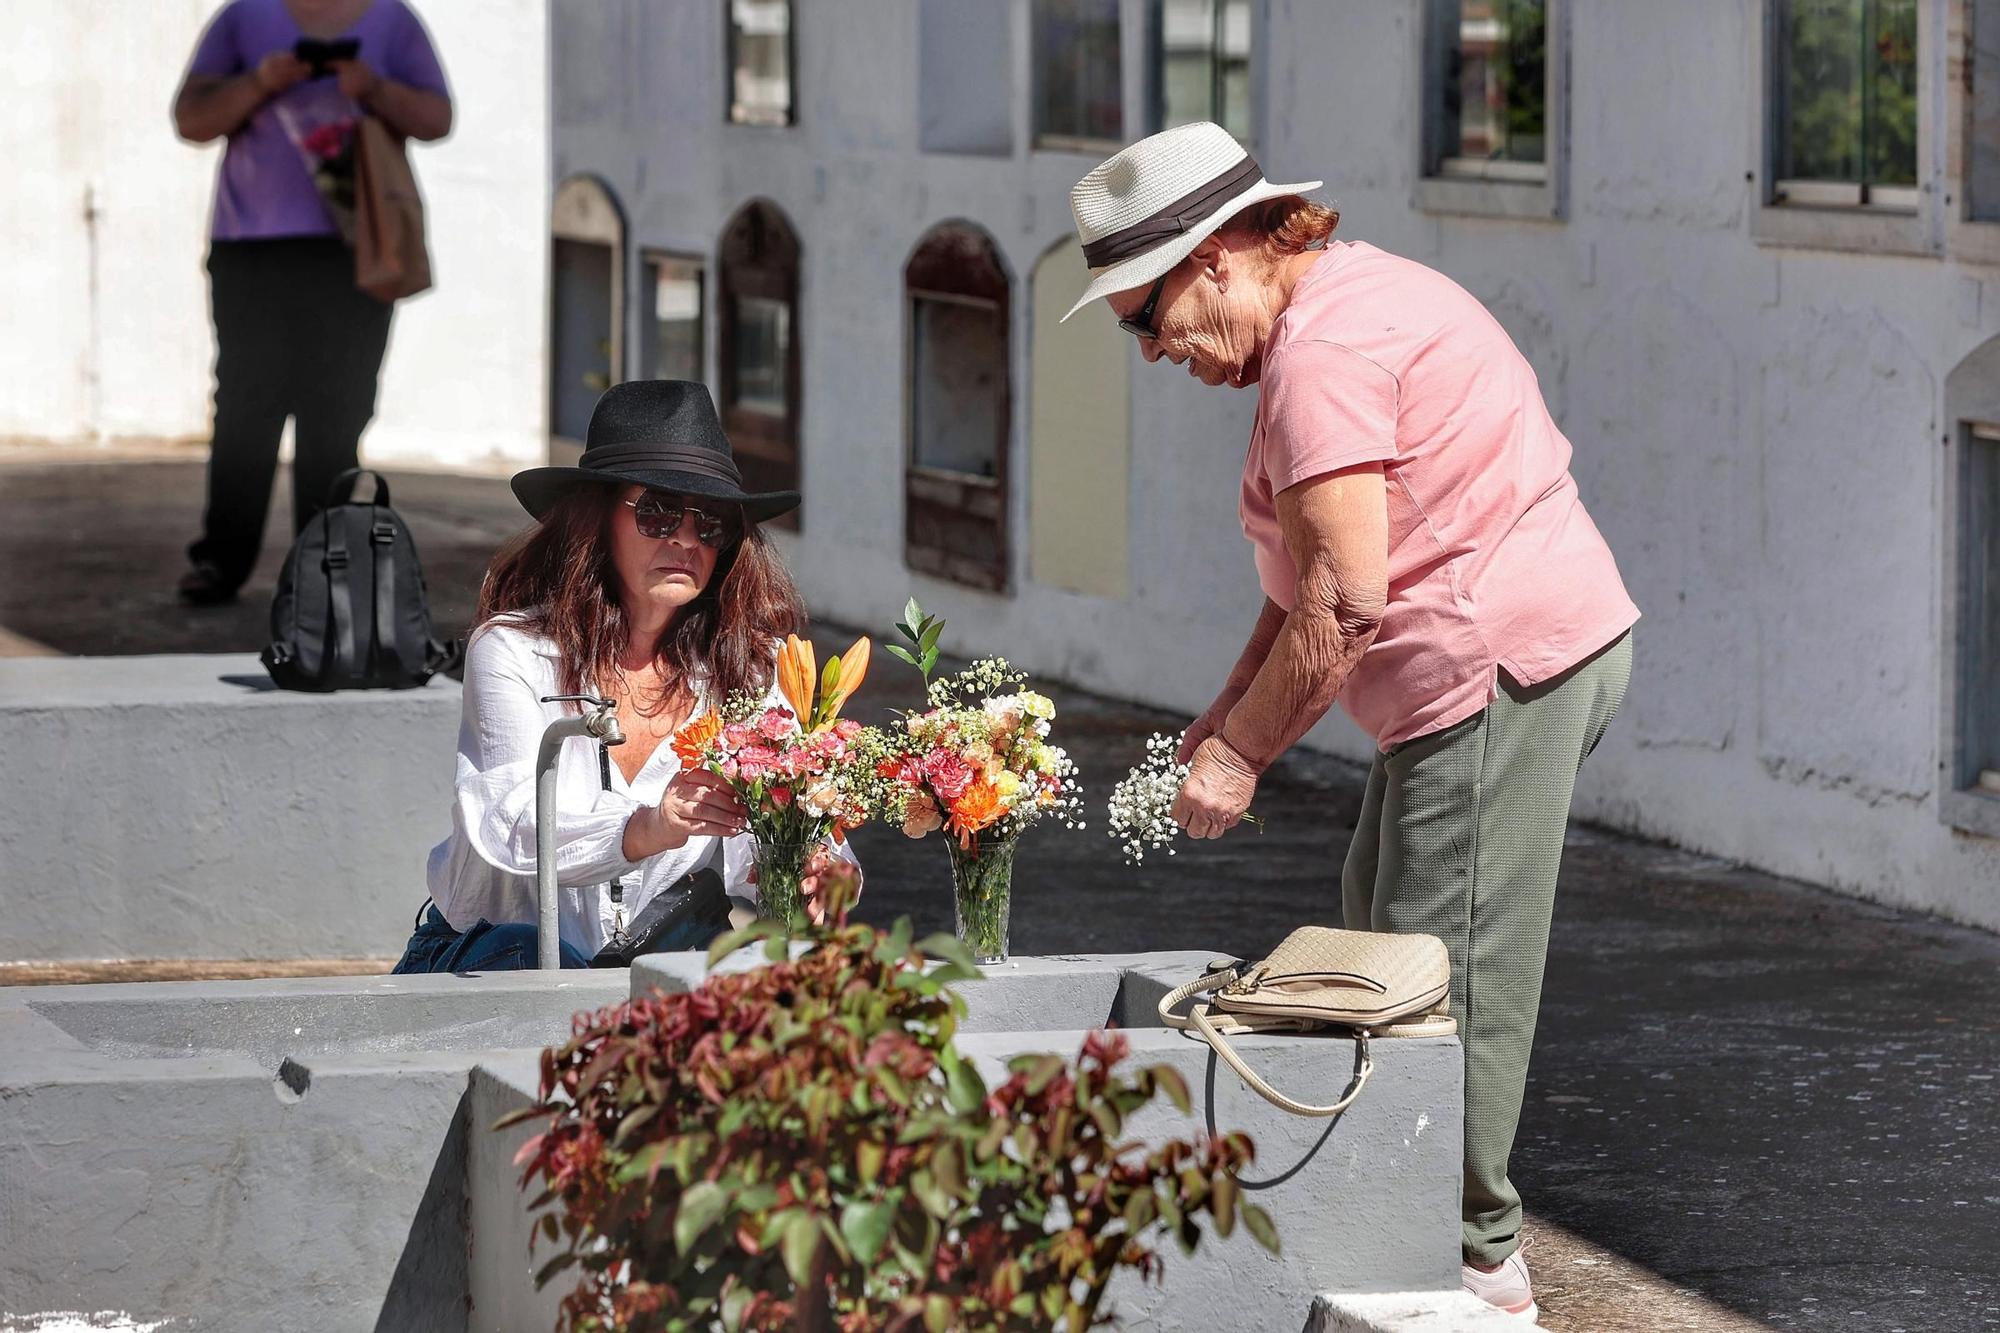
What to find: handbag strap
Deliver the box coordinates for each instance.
[597,739,630,943]
[1158,963,1374,1119]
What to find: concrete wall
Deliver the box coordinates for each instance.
[0,655,459,963]
[3,955,1461,1331]
[0,0,550,470]
[551,0,2000,930]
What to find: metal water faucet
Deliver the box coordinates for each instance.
[535,694,626,969]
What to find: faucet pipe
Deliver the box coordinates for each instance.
[534,694,626,970]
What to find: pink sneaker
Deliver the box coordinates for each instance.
[1461,1250,1538,1322]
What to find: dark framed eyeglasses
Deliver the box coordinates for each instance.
[1117,271,1171,340]
[620,493,742,548]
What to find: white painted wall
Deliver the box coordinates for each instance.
[0,0,549,471]
[565,0,2000,931]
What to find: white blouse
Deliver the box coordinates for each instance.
[426,620,769,958]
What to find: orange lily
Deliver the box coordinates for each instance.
[777,634,815,725]
[671,711,722,766]
[821,636,871,724]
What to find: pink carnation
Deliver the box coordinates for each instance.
[721,723,756,751]
[923,749,974,801]
[756,708,796,742]
[734,744,781,781]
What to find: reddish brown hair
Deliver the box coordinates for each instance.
[476,485,806,713]
[1221,194,1341,260]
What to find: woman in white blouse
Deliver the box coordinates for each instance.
[395,381,851,972]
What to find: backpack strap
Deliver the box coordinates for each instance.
[368,505,413,680]
[321,509,358,685]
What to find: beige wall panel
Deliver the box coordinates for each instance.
[1027,244,1130,599]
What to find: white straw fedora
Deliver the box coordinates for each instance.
[1061,121,1323,322]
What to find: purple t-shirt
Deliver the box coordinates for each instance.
[187,0,449,240]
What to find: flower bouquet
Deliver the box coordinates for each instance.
[272,87,360,241]
[873,600,1082,963]
[671,633,874,932]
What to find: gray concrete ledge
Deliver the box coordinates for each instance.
[0,653,459,963]
[1307,1291,1527,1331]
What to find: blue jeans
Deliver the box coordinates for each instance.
[392,904,591,973]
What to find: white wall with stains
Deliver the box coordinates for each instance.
[554,0,2000,929]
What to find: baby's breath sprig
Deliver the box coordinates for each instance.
[1106,731,1264,865]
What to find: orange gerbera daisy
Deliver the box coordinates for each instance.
[948,777,1007,849]
[671,711,723,766]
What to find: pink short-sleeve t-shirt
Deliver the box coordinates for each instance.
[1240,240,1638,750]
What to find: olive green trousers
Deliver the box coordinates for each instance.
[1342,632,1632,1266]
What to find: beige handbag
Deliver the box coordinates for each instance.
[353,116,433,303]
[1158,926,1455,1118]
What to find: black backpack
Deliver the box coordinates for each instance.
[261,468,460,691]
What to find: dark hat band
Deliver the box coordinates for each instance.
[1081,154,1266,269]
[581,441,742,486]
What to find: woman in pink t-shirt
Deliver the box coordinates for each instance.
[1065,122,1637,1322]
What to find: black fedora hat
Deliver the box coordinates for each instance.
[510,380,801,524]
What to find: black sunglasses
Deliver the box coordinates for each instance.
[1118,271,1171,340]
[620,492,742,548]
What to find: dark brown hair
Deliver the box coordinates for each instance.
[476,485,806,713]
[1222,194,1341,259]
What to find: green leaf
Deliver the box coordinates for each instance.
[1151,1065,1192,1116]
[1210,1170,1238,1237]
[917,932,979,972]
[533,1249,578,1289]
[856,1138,886,1186]
[918,619,943,655]
[1240,1200,1281,1256]
[706,919,780,967]
[902,597,925,637]
[610,1102,658,1147]
[782,1209,821,1286]
[944,1050,986,1115]
[920,647,939,675]
[924,1294,953,1332]
[721,1284,754,1331]
[840,1200,895,1264]
[885,644,922,669]
[674,1180,729,1255]
[1022,1053,1065,1096]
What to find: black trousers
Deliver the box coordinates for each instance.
[189,238,394,590]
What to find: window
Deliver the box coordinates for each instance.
[904,224,1012,592]
[1034,0,1123,150]
[718,200,801,526]
[1155,0,1253,140]
[639,252,704,386]
[920,0,1014,155]
[1971,0,2000,221]
[1942,338,2000,839]
[1752,0,1931,254]
[728,0,794,127]
[1771,0,1919,210]
[1416,0,1564,218]
[549,176,626,452]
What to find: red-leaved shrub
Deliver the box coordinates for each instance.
[501,908,1275,1331]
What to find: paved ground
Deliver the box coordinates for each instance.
[5,445,1998,1332]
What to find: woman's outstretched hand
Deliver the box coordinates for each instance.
[624,769,747,860]
[1172,735,1261,840]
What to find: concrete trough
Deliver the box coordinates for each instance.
[0,654,459,965]
[2,953,1464,1332]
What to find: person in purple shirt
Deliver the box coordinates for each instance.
[171,0,451,605]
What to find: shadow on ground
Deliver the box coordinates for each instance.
[5,450,1996,1332]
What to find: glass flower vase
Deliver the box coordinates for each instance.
[753,836,813,934]
[948,834,1018,965]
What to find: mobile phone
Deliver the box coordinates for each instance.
[294,36,361,77]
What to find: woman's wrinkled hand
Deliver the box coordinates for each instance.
[1171,735,1260,840]
[1177,708,1227,765]
[654,768,748,849]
